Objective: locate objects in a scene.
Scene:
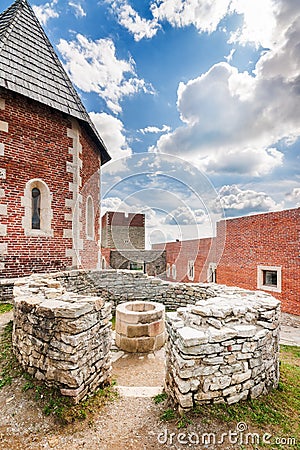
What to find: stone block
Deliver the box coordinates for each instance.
[148,320,164,337]
[208,326,237,343]
[136,336,155,353]
[177,326,208,347]
[231,370,252,384]
[227,390,248,404]
[232,324,257,338]
[127,324,149,338]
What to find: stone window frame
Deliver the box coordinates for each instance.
[187,260,195,281]
[166,263,171,278]
[86,195,95,240]
[22,179,53,237]
[172,264,177,280]
[207,262,217,283]
[257,265,282,293]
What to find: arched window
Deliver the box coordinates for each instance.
[86,196,94,239]
[22,179,53,236]
[32,188,41,229]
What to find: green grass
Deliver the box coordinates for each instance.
[0,321,24,388]
[0,303,13,314]
[153,391,168,404]
[110,314,116,331]
[160,408,176,421]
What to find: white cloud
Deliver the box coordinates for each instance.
[152,60,288,175]
[140,124,171,134]
[68,1,86,18]
[90,112,132,161]
[106,0,160,41]
[286,187,300,206]
[229,0,278,48]
[33,0,59,25]
[151,1,300,179]
[151,0,232,34]
[217,185,282,216]
[57,34,153,114]
[165,205,208,225]
[224,48,235,63]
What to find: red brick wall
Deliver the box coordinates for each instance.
[216,208,300,315]
[153,238,213,282]
[0,89,101,277]
[80,127,101,270]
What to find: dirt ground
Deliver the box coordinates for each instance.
[0,310,299,450]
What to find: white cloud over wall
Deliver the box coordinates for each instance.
[57,34,153,114]
[286,187,300,206]
[90,112,132,161]
[217,185,282,216]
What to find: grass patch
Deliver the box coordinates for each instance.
[25,380,119,424]
[160,408,176,421]
[0,303,13,314]
[153,391,168,404]
[110,314,116,331]
[0,321,118,424]
[192,345,300,445]
[0,321,24,388]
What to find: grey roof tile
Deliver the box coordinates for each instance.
[0,0,110,164]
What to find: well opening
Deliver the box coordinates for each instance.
[125,302,155,312]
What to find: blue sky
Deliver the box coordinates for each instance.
[3,0,300,244]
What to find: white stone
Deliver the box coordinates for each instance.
[177,326,208,347]
[232,324,257,337]
[231,370,252,384]
[208,326,237,343]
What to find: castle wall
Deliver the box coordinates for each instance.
[0,89,101,277]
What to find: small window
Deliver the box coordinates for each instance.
[130,262,143,271]
[166,263,171,277]
[172,264,176,280]
[188,260,194,281]
[32,188,41,229]
[22,179,53,237]
[208,263,217,283]
[86,196,94,239]
[257,265,281,293]
[263,270,277,286]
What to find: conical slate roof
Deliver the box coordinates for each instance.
[0,0,111,164]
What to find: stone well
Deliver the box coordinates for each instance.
[115,301,165,352]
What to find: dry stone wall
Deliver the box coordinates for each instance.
[165,292,280,411]
[12,274,112,403]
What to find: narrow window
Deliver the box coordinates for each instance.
[86,196,94,239]
[172,264,177,280]
[207,263,217,283]
[166,263,171,277]
[188,260,195,281]
[32,187,41,229]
